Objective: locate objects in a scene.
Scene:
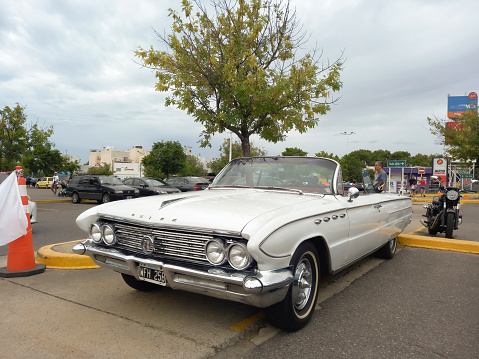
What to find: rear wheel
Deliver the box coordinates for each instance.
[265,242,319,331]
[121,273,159,291]
[445,212,454,239]
[72,192,81,204]
[376,237,397,259]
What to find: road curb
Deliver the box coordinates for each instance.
[36,240,100,269]
[398,234,479,254]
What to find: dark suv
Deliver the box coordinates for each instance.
[66,175,140,204]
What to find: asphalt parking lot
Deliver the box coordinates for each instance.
[0,188,478,358]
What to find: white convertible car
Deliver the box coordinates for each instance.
[74,156,413,331]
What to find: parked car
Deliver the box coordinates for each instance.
[73,156,413,331]
[35,177,54,189]
[65,175,140,204]
[122,177,181,196]
[166,176,210,191]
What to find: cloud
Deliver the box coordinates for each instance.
[0,0,478,165]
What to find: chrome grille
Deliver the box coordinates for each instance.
[111,222,214,263]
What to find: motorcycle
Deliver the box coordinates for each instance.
[421,186,463,239]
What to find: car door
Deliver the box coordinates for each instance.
[133,179,149,196]
[341,170,383,266]
[176,178,188,191]
[80,176,101,200]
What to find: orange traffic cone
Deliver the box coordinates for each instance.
[0,166,45,278]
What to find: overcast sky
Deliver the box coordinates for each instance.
[1,0,478,165]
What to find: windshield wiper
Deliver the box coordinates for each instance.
[210,184,251,189]
[255,186,304,195]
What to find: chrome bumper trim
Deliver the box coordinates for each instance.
[73,240,292,308]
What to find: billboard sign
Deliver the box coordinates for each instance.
[447,94,478,118]
[432,158,447,184]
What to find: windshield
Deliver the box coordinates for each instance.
[98,176,123,185]
[212,157,339,194]
[145,179,167,187]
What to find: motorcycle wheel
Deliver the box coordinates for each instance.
[445,212,454,239]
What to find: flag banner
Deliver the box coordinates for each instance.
[0,172,28,246]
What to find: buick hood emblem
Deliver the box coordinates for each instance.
[141,236,155,254]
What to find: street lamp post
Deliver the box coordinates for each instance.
[340,132,356,154]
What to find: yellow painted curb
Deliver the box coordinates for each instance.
[36,240,100,269]
[398,234,479,254]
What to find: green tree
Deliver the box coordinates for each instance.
[0,104,29,170]
[408,153,438,167]
[88,163,113,175]
[390,151,411,162]
[427,111,479,165]
[210,138,266,174]
[0,103,67,175]
[179,155,208,177]
[371,150,392,165]
[281,147,307,156]
[314,151,341,162]
[142,141,187,179]
[135,0,343,157]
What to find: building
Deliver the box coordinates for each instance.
[87,145,212,178]
[88,146,149,178]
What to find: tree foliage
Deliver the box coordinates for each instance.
[315,150,340,163]
[0,104,29,171]
[88,163,113,175]
[281,147,307,156]
[142,141,187,179]
[135,0,343,157]
[0,103,76,175]
[427,111,479,165]
[210,138,266,174]
[179,155,208,177]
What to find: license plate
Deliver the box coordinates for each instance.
[138,263,167,286]
[126,196,133,199]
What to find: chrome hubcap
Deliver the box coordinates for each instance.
[292,258,313,310]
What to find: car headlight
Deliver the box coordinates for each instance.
[228,243,252,270]
[90,223,102,243]
[101,224,116,245]
[114,190,123,194]
[134,189,140,194]
[205,239,226,265]
[446,190,459,201]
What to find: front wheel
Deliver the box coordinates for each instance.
[445,212,454,239]
[101,193,111,204]
[265,242,320,331]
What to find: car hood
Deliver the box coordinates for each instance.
[76,188,328,233]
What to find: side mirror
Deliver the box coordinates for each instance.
[348,187,360,202]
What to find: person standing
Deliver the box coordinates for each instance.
[51,171,59,195]
[419,177,426,197]
[374,161,387,192]
[409,176,417,197]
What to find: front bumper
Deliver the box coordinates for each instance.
[73,239,293,308]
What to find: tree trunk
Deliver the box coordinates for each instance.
[240,136,251,157]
